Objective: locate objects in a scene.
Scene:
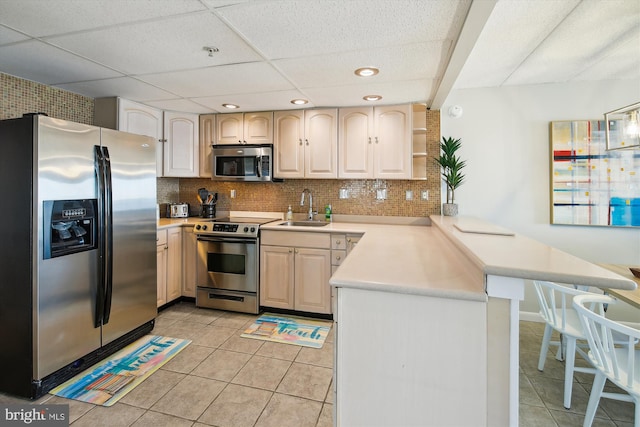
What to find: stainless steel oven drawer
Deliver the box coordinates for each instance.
[196,287,258,314]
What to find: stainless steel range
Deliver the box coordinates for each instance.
[194,216,279,314]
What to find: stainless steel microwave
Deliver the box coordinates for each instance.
[211,144,273,182]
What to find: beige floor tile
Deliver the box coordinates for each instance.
[324,379,334,404]
[182,308,225,325]
[213,312,258,329]
[220,336,264,354]
[70,403,145,426]
[191,324,238,348]
[519,374,545,407]
[153,315,179,329]
[191,349,251,382]
[44,395,95,424]
[528,376,605,417]
[255,341,301,361]
[519,404,558,427]
[130,410,193,427]
[324,326,335,343]
[160,344,215,374]
[255,393,322,427]
[231,355,291,391]
[119,369,185,409]
[295,342,333,368]
[159,320,208,341]
[316,403,333,427]
[198,383,272,427]
[151,375,225,420]
[276,362,332,402]
[549,408,617,427]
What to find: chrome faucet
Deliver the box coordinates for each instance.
[300,189,314,220]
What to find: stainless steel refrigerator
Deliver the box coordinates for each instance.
[0,114,157,399]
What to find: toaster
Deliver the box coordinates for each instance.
[169,203,189,218]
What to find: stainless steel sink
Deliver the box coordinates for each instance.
[279,220,329,227]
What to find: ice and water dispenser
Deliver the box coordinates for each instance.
[43,199,98,259]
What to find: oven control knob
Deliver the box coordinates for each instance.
[202,225,208,230]
[250,227,256,233]
[243,226,249,233]
[195,224,201,230]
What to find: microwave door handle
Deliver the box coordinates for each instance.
[256,156,262,177]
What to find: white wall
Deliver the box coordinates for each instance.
[441,80,640,321]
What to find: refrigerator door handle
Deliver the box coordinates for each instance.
[94,145,106,328]
[101,146,114,325]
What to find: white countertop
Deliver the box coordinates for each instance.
[430,215,637,291]
[158,214,636,301]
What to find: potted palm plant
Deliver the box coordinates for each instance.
[435,136,466,216]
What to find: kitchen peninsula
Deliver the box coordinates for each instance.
[326,215,636,427]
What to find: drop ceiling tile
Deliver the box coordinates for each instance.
[138,62,293,98]
[454,0,579,89]
[55,77,177,101]
[0,40,122,85]
[0,0,207,37]
[505,0,640,85]
[273,41,446,89]
[46,12,263,75]
[217,0,467,59]
[303,80,433,107]
[144,99,216,114]
[0,25,30,45]
[193,89,315,112]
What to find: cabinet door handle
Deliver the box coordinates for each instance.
[336,240,341,244]
[299,138,303,146]
[368,137,372,144]
[294,249,299,254]
[305,139,309,146]
[289,249,293,253]
[347,238,352,243]
[375,137,379,144]
[335,255,341,261]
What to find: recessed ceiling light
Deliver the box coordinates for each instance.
[222,103,239,109]
[355,67,379,77]
[290,99,308,105]
[363,95,382,101]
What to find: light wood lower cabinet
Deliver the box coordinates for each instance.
[260,231,332,314]
[182,227,197,298]
[157,227,183,307]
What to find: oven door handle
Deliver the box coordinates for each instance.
[197,236,257,244]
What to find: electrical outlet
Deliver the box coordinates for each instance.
[230,189,236,198]
[421,190,429,200]
[405,190,413,200]
[376,189,387,200]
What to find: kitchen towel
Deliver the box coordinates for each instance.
[241,314,331,348]
[49,335,190,406]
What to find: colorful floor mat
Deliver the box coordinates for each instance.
[50,335,190,406]
[241,314,331,348]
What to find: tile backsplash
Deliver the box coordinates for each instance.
[1,73,93,123]
[2,72,442,218]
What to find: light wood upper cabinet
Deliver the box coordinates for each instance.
[95,97,164,177]
[274,110,305,177]
[216,112,273,145]
[339,104,411,179]
[163,111,199,177]
[374,105,412,179]
[199,114,215,178]
[274,109,337,179]
[338,107,374,178]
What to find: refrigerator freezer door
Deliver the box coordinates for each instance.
[36,117,102,379]
[100,128,157,346]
